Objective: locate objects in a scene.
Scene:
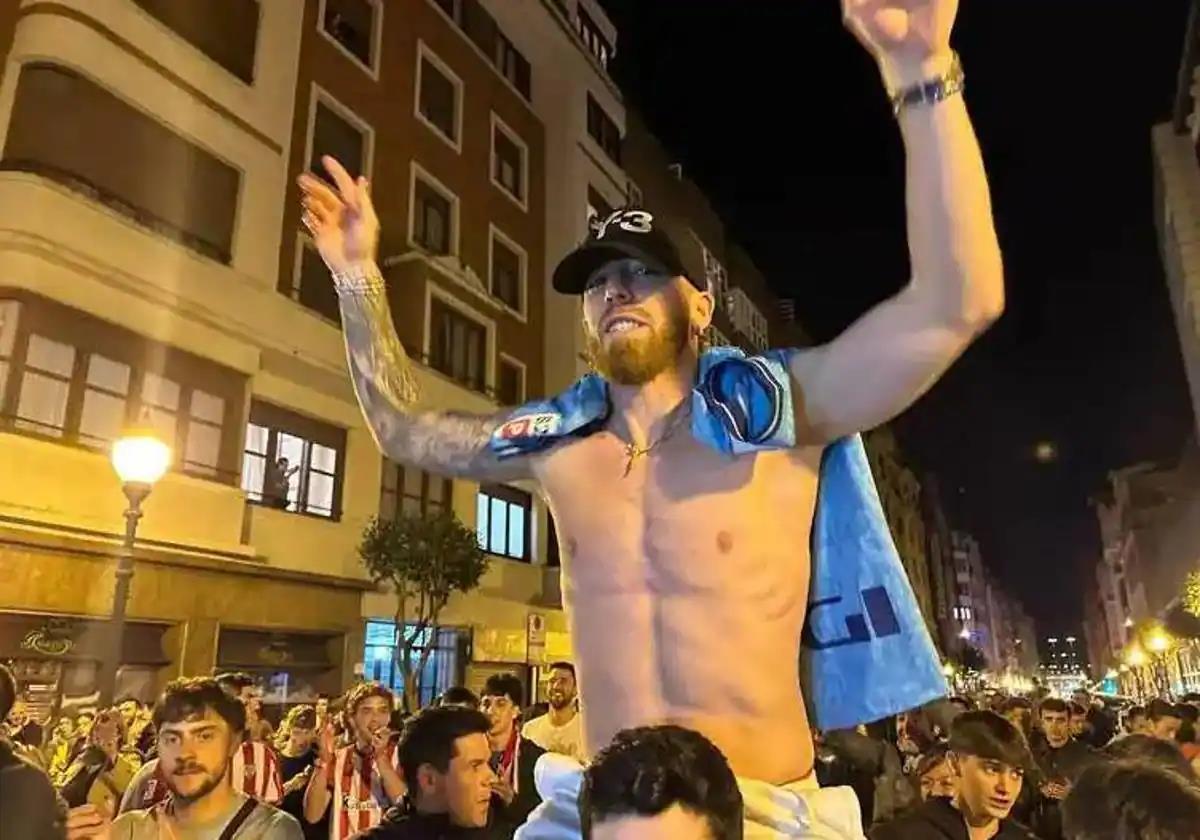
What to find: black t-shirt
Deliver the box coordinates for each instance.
[279,748,315,784]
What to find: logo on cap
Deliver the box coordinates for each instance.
[591,209,654,240]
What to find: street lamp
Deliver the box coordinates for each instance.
[98,425,171,705]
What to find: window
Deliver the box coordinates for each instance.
[321,0,380,72]
[702,245,729,310]
[134,0,259,83]
[587,186,613,229]
[476,484,531,561]
[16,334,73,438]
[309,96,370,186]
[417,48,461,149]
[490,231,524,313]
[429,298,487,393]
[413,174,455,255]
[3,64,240,263]
[493,32,531,100]
[431,0,461,23]
[704,325,730,349]
[497,358,524,405]
[586,94,621,164]
[363,620,463,708]
[0,295,242,480]
[380,460,453,520]
[577,8,613,69]
[0,301,19,408]
[491,117,527,206]
[292,239,341,323]
[240,402,346,519]
[458,0,531,100]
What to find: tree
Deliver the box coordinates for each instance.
[358,511,489,712]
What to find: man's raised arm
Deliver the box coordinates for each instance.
[790,0,1004,445]
[299,156,530,482]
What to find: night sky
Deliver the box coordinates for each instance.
[598,0,1197,636]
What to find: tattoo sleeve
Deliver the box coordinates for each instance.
[334,263,532,482]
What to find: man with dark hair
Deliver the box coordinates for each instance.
[480,674,544,838]
[72,677,302,838]
[1148,698,1185,743]
[523,663,584,762]
[216,672,284,803]
[1061,760,1200,840]
[1124,705,1149,736]
[218,672,277,744]
[121,672,283,814]
[1000,698,1033,741]
[872,711,1036,840]
[1032,697,1098,840]
[359,706,495,838]
[0,663,65,839]
[577,725,743,840]
[1103,734,1197,783]
[439,687,481,710]
[305,682,405,839]
[1066,703,1088,741]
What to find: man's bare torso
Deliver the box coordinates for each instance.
[534,426,823,785]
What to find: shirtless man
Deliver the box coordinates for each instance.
[298,0,1001,834]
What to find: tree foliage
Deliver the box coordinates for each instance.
[358,511,489,711]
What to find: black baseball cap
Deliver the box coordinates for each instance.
[552,208,707,295]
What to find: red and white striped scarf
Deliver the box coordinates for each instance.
[329,742,398,840]
[230,740,283,804]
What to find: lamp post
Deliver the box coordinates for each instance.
[98,426,170,706]
[1146,627,1174,697]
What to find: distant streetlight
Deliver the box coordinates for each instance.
[1033,441,1058,463]
[1125,646,1148,668]
[1147,627,1172,654]
[1065,636,1076,644]
[959,627,972,640]
[98,424,171,705]
[943,663,956,678]
[1047,637,1059,644]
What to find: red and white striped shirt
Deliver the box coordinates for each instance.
[329,742,400,840]
[231,741,283,804]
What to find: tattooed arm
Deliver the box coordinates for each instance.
[298,155,533,483]
[336,264,532,482]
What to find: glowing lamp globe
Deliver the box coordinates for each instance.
[111,431,171,486]
[1147,629,1171,654]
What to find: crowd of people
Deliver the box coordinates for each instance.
[6,656,1200,838]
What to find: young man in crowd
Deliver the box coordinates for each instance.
[67,677,301,839]
[914,745,957,803]
[1122,705,1149,737]
[1062,760,1200,840]
[0,663,64,838]
[521,663,584,762]
[479,674,545,838]
[439,688,480,710]
[1147,698,1184,743]
[119,672,283,812]
[304,682,405,839]
[871,711,1037,840]
[218,672,278,744]
[578,725,743,840]
[1032,698,1099,840]
[359,706,496,838]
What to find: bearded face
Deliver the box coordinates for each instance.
[583,260,696,385]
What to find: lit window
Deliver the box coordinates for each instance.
[476,484,531,561]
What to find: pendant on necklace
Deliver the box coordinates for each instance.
[623,443,647,477]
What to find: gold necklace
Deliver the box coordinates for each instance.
[615,401,692,477]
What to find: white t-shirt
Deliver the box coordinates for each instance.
[522,711,585,761]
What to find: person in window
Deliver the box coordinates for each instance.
[266,457,300,510]
[479,674,543,838]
